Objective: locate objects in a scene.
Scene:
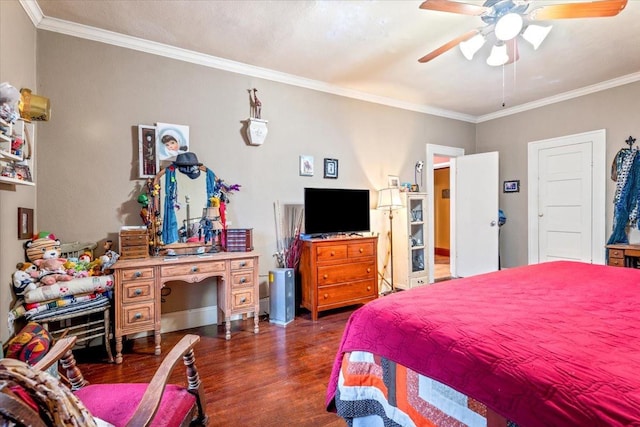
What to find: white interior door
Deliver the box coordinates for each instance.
[528,130,606,265]
[453,152,499,277]
[538,143,592,262]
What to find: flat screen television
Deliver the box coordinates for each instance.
[304,188,370,236]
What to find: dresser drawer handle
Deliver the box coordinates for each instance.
[366,268,371,273]
[613,251,621,256]
[134,289,142,296]
[359,248,364,253]
[191,266,199,272]
[134,271,142,278]
[240,277,246,283]
[240,297,247,303]
[330,251,335,256]
[367,286,371,291]
[240,261,247,267]
[134,313,142,320]
[323,274,328,280]
[324,293,329,299]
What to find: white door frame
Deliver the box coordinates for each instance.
[527,129,606,265]
[426,144,465,283]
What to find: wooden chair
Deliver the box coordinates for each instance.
[0,334,207,426]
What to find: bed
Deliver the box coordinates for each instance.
[326,261,640,427]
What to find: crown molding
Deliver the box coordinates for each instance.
[476,71,640,123]
[19,1,640,125]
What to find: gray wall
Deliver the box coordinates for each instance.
[34,31,475,313]
[0,1,38,343]
[477,81,640,267]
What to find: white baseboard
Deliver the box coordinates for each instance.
[160,305,219,334]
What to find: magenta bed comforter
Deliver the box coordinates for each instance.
[326,261,640,426]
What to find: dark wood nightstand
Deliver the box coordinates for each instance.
[606,244,640,268]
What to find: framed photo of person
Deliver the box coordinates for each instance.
[156,123,190,161]
[138,125,159,178]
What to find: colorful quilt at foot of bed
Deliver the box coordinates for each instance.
[336,351,516,427]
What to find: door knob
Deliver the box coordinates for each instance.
[490,220,496,226]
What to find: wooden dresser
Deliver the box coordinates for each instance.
[606,244,640,268]
[299,236,378,321]
[112,252,259,364]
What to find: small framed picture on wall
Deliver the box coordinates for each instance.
[138,125,159,178]
[503,180,520,193]
[324,158,338,179]
[388,175,400,188]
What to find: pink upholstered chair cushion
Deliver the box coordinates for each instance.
[74,383,196,427]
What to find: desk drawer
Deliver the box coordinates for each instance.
[230,258,254,270]
[121,267,154,281]
[231,289,255,310]
[230,271,253,288]
[122,302,154,328]
[123,280,154,303]
[609,249,625,259]
[608,258,625,267]
[160,261,225,278]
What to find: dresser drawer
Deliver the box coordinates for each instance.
[231,289,255,310]
[230,271,253,288]
[121,267,154,281]
[160,261,225,278]
[608,249,624,259]
[230,258,254,270]
[317,279,376,307]
[123,280,154,303]
[120,245,149,259]
[347,242,375,258]
[316,245,348,262]
[608,257,625,267]
[317,261,376,285]
[122,302,154,328]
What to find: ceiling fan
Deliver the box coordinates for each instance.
[418,0,628,66]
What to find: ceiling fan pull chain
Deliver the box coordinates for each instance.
[501,64,506,108]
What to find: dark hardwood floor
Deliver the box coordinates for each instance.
[75,308,353,427]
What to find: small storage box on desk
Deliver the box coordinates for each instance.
[119,226,149,259]
[225,228,253,252]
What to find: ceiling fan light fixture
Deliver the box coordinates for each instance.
[459,33,486,60]
[522,24,553,50]
[486,43,509,66]
[494,13,523,41]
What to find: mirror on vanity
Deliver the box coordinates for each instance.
[146,153,225,256]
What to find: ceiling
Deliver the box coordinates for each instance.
[25,0,640,122]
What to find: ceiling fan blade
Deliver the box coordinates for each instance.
[419,0,488,16]
[418,29,480,63]
[530,0,627,20]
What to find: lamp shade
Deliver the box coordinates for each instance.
[486,43,509,66]
[460,33,486,60]
[377,188,403,210]
[522,24,552,50]
[495,13,523,41]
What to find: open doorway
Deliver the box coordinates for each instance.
[434,165,451,281]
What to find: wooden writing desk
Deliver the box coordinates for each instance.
[606,244,640,268]
[111,251,259,364]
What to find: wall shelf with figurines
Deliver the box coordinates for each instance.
[0,83,35,186]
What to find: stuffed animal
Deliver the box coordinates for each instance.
[12,270,37,297]
[33,258,72,286]
[25,236,63,262]
[16,262,39,280]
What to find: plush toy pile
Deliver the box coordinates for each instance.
[12,234,115,297]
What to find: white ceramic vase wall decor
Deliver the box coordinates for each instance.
[247,118,268,146]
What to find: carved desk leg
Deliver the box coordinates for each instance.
[115,336,123,364]
[254,312,259,334]
[155,329,162,355]
[225,316,231,340]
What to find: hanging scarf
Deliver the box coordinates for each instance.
[162,167,179,245]
[608,149,640,244]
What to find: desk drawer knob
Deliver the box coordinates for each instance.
[134,289,142,296]
[240,297,247,303]
[240,277,246,283]
[134,313,142,320]
[367,286,371,291]
[240,261,247,267]
[191,266,199,272]
[613,251,621,256]
[134,271,142,278]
